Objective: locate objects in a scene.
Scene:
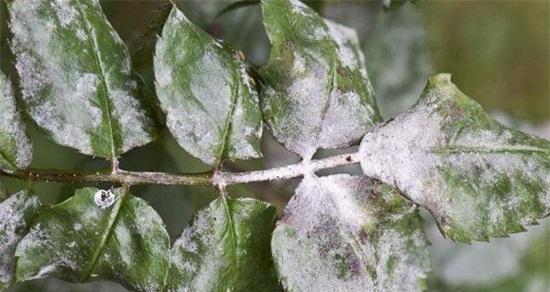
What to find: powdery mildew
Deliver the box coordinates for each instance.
[168,197,278,291]
[272,174,430,291]
[9,0,155,159]
[0,73,32,171]
[359,74,550,242]
[0,192,39,289]
[260,0,379,160]
[14,188,170,292]
[154,7,263,166]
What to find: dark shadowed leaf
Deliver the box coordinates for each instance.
[259,0,380,159]
[8,0,158,160]
[15,187,169,292]
[166,196,280,291]
[0,72,32,172]
[272,174,430,291]
[359,74,550,243]
[155,7,263,166]
[0,191,40,291]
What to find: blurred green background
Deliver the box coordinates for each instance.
[0,0,548,291]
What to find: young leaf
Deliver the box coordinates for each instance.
[154,7,263,166]
[8,0,158,160]
[0,72,32,172]
[272,175,430,291]
[260,0,380,159]
[359,74,550,243]
[15,187,170,292]
[166,197,280,291]
[0,191,40,291]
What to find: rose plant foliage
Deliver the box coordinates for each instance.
[0,0,548,291]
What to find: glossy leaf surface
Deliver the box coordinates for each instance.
[155,7,263,166]
[8,0,157,160]
[15,188,170,292]
[166,196,279,291]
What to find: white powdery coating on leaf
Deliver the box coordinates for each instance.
[359,77,550,239]
[9,0,154,157]
[0,74,32,169]
[319,90,375,150]
[263,53,329,159]
[0,193,37,285]
[262,2,377,159]
[51,0,78,27]
[360,102,450,220]
[273,175,429,292]
[155,10,262,164]
[16,222,80,281]
[324,19,364,70]
[170,208,214,291]
[109,87,151,153]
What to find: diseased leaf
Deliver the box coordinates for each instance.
[166,196,280,291]
[0,191,40,291]
[15,187,170,292]
[260,0,380,159]
[272,174,430,291]
[8,0,158,160]
[359,74,550,243]
[0,72,32,172]
[154,7,263,166]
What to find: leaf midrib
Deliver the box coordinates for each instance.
[74,2,117,161]
[81,191,127,281]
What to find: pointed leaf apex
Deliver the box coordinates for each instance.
[428,73,452,85]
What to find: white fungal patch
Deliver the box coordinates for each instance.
[325,19,364,70]
[272,175,430,291]
[0,192,39,285]
[51,0,79,27]
[9,0,155,158]
[0,74,32,170]
[359,75,550,241]
[94,189,116,209]
[154,8,263,164]
[262,1,378,160]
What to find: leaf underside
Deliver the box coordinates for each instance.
[155,7,263,166]
[272,174,430,292]
[0,191,40,290]
[0,72,32,172]
[359,74,550,243]
[167,196,280,291]
[15,188,170,292]
[259,0,380,159]
[8,0,157,160]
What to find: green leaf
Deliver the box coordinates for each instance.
[259,0,380,159]
[8,0,158,160]
[166,196,280,291]
[272,175,430,291]
[15,187,170,292]
[359,74,550,243]
[0,191,40,291]
[154,7,263,166]
[0,72,32,172]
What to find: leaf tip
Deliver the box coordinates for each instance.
[428,73,452,87]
